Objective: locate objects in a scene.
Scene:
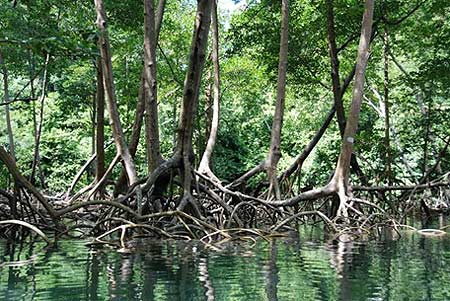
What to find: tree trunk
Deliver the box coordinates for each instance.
[176,0,212,211]
[204,69,212,146]
[95,57,106,194]
[155,0,166,41]
[31,53,50,188]
[144,0,163,173]
[114,73,146,196]
[265,0,289,200]
[0,52,15,162]
[229,1,289,191]
[0,146,58,222]
[383,25,392,185]
[28,53,38,178]
[327,0,369,186]
[330,0,374,217]
[279,105,335,181]
[198,0,220,183]
[95,0,138,187]
[327,0,346,136]
[114,0,166,195]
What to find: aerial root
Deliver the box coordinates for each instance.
[2,165,434,249]
[0,219,52,244]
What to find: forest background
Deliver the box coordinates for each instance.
[0,0,449,233]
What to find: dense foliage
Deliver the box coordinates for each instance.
[1,0,449,212]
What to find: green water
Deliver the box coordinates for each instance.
[1,227,450,300]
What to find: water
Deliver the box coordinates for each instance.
[1,226,450,300]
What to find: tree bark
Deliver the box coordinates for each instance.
[155,0,166,41]
[265,0,289,200]
[114,0,166,195]
[204,69,212,146]
[330,0,374,216]
[0,52,15,162]
[229,1,289,192]
[279,105,335,181]
[176,0,212,211]
[327,0,370,186]
[0,146,58,221]
[198,0,220,183]
[114,73,146,196]
[95,0,138,186]
[327,0,346,136]
[383,25,392,185]
[144,0,164,173]
[30,53,50,187]
[95,57,105,194]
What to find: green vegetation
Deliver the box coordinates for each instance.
[0,0,449,242]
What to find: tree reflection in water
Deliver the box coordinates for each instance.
[1,224,450,300]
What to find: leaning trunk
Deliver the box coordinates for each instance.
[144,0,163,172]
[31,53,50,187]
[198,0,220,182]
[95,58,106,194]
[114,1,166,195]
[0,52,15,162]
[95,0,138,186]
[265,0,289,200]
[383,25,392,185]
[330,0,374,216]
[176,0,212,211]
[326,0,346,136]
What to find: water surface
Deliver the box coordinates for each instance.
[1,225,450,300]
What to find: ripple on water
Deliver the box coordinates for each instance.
[1,228,450,300]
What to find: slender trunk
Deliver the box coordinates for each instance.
[198,0,220,182]
[176,0,212,154]
[31,53,50,187]
[330,0,374,215]
[91,92,96,158]
[267,38,373,212]
[0,52,18,218]
[327,0,346,136]
[230,0,290,190]
[114,0,166,195]
[95,0,138,186]
[328,0,369,185]
[144,0,163,172]
[29,53,38,171]
[95,58,106,193]
[114,73,146,196]
[129,74,147,157]
[265,0,289,200]
[0,147,58,222]
[279,105,335,181]
[204,69,212,145]
[155,0,166,41]
[176,0,212,210]
[423,106,430,179]
[383,25,392,185]
[0,52,15,162]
